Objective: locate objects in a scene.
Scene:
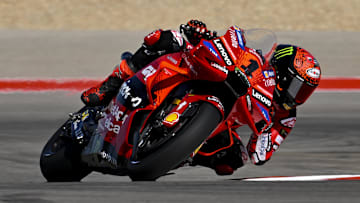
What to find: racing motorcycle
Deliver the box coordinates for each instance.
[40,26,277,181]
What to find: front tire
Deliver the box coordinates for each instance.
[39,121,91,182]
[128,102,222,181]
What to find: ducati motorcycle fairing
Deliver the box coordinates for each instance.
[40,26,278,181]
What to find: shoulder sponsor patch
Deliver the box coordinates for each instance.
[252,88,272,108]
[262,70,275,78]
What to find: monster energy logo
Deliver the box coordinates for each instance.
[274,46,294,59]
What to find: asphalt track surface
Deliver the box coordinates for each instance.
[1,31,360,202]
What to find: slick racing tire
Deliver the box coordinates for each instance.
[40,121,91,182]
[128,102,222,181]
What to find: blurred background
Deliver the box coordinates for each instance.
[1,0,360,193]
[1,0,360,79]
[0,0,359,31]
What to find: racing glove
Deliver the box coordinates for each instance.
[247,129,284,165]
[180,20,217,45]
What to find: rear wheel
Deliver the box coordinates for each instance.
[40,121,91,182]
[128,102,222,181]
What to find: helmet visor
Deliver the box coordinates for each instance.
[287,75,316,104]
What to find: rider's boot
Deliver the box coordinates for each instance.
[191,130,248,175]
[81,52,136,107]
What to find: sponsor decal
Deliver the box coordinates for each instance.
[119,82,131,99]
[181,53,196,75]
[256,102,271,122]
[235,29,245,50]
[211,62,228,74]
[280,117,296,128]
[263,133,272,152]
[252,88,272,108]
[118,79,145,109]
[110,105,123,121]
[207,96,224,111]
[274,46,294,59]
[275,135,284,145]
[203,40,221,60]
[246,94,252,112]
[263,122,274,133]
[171,30,184,47]
[213,39,234,66]
[282,103,292,111]
[72,120,78,130]
[163,112,180,125]
[167,55,178,65]
[234,26,242,31]
[141,65,156,81]
[105,117,121,134]
[81,110,90,121]
[229,29,238,48]
[176,101,187,111]
[256,133,269,159]
[264,78,276,87]
[306,68,320,79]
[163,68,173,76]
[262,70,275,78]
[131,97,142,108]
[121,114,128,124]
[100,150,118,167]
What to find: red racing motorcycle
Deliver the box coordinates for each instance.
[40,26,277,181]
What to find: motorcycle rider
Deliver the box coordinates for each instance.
[81,20,215,107]
[81,20,321,175]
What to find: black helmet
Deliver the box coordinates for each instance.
[271,44,321,110]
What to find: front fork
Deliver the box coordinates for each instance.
[162,93,249,166]
[160,93,227,159]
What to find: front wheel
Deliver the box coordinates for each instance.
[127,102,222,181]
[39,121,91,182]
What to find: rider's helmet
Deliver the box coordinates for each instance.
[270,44,321,110]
